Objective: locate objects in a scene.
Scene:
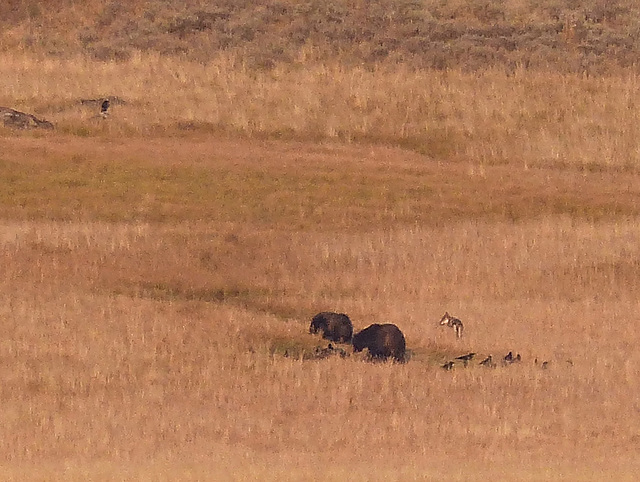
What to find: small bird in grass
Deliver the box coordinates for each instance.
[314,343,334,359]
[455,352,475,361]
[313,343,348,359]
[503,352,521,365]
[455,352,476,366]
[535,358,549,370]
[334,346,349,358]
[442,361,455,370]
[479,355,494,367]
[100,98,110,117]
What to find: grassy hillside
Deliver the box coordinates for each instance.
[2,136,640,226]
[3,137,640,480]
[3,1,640,480]
[4,57,640,174]
[3,1,640,171]
[2,0,640,74]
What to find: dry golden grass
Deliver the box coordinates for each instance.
[2,10,640,475]
[4,52,640,173]
[2,133,640,479]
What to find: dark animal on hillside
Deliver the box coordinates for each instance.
[309,312,353,343]
[352,323,406,362]
[100,98,110,117]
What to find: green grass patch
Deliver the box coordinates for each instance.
[2,143,638,230]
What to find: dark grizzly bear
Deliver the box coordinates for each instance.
[309,312,353,343]
[352,323,406,362]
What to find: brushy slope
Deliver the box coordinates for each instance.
[2,0,640,74]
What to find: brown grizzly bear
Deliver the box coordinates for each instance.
[309,312,353,343]
[352,323,406,362]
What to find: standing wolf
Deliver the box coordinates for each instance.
[309,312,353,343]
[439,312,464,339]
[352,323,406,362]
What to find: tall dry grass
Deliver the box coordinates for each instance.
[2,13,640,476]
[3,53,640,171]
[2,133,640,478]
[2,217,640,479]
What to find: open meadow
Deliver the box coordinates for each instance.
[2,132,640,480]
[2,1,640,480]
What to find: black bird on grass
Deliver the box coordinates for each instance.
[314,343,335,358]
[100,98,110,117]
[455,352,476,367]
[503,351,521,365]
[535,358,549,370]
[479,355,494,367]
[313,343,349,360]
[442,361,455,370]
